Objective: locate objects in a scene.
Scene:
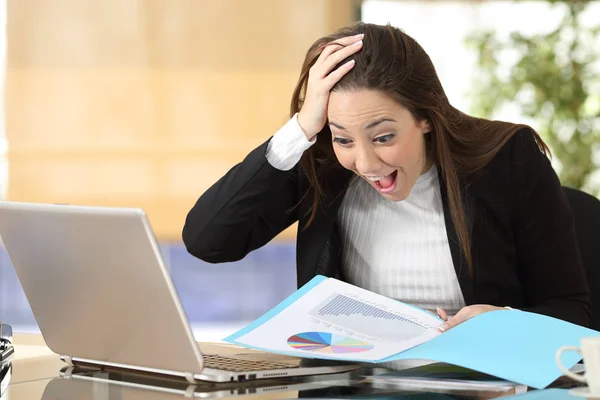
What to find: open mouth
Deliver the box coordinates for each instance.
[367,170,398,194]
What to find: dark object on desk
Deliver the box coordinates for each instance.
[563,186,600,331]
[0,323,13,363]
[361,363,527,397]
[0,362,11,398]
[0,325,11,399]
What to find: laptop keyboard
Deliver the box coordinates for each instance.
[202,354,297,372]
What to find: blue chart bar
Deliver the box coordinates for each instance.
[309,293,427,342]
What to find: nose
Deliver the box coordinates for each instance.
[354,146,383,176]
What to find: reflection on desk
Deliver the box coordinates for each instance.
[13,372,585,400]
[56,365,357,398]
[22,367,481,399]
[5,364,568,400]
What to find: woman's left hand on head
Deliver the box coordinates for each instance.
[437,305,505,332]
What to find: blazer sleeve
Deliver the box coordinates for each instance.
[511,129,591,326]
[182,138,301,263]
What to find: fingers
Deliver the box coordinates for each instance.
[436,308,448,321]
[321,37,363,71]
[324,59,355,87]
[438,307,474,332]
[323,39,362,75]
[318,33,364,61]
[334,33,365,47]
[297,33,363,139]
[313,34,363,81]
[437,305,502,332]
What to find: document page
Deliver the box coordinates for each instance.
[225,276,443,362]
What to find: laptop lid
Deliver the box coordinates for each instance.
[0,201,205,376]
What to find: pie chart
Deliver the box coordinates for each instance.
[287,332,373,353]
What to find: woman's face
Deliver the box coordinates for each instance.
[328,89,432,201]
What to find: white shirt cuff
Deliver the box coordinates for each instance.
[265,113,316,171]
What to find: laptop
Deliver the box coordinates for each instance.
[0,201,357,383]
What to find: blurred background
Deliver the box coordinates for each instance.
[0,0,598,341]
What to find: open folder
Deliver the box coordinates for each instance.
[224,275,600,389]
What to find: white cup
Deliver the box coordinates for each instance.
[556,337,600,393]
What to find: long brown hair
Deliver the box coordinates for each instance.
[290,23,549,276]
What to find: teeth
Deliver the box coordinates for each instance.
[366,174,389,181]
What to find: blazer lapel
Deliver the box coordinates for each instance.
[438,174,476,305]
[296,168,352,286]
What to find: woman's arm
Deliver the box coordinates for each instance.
[183,34,363,264]
[511,129,591,326]
[182,116,313,263]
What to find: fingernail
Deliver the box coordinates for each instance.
[356,33,364,38]
[354,40,363,47]
[438,324,448,332]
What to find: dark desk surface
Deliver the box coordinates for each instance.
[2,334,583,399]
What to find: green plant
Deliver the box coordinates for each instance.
[467,0,600,194]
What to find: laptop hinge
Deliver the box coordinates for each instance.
[184,372,195,384]
[64,355,201,383]
[61,355,74,367]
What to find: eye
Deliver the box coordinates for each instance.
[373,134,395,144]
[333,137,353,146]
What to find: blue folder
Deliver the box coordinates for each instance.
[225,275,600,389]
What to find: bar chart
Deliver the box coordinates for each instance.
[308,293,429,342]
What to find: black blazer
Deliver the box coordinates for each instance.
[183,128,591,327]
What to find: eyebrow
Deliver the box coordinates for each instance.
[328,118,396,131]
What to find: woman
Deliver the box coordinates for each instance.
[182,23,591,331]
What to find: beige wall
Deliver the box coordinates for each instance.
[6,0,358,241]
